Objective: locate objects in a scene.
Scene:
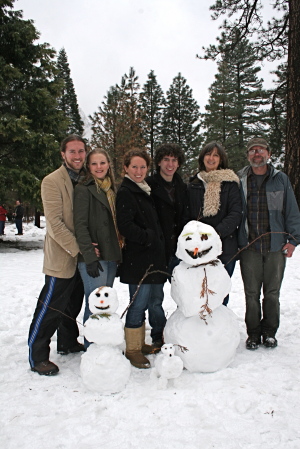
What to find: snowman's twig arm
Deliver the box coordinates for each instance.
[225,231,299,267]
[37,299,84,326]
[120,265,171,319]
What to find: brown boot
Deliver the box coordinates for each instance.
[125,327,150,369]
[141,322,161,355]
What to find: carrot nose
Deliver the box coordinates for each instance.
[193,247,198,256]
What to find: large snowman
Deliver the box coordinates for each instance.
[164,221,240,373]
[80,286,131,394]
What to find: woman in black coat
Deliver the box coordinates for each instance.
[187,141,242,305]
[116,149,167,369]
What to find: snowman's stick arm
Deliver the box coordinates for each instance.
[225,231,299,267]
[36,298,84,326]
[120,265,171,319]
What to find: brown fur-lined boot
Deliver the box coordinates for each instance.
[125,326,150,369]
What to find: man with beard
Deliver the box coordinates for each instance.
[238,137,300,350]
[28,135,87,375]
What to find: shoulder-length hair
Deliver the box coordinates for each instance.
[85,148,116,192]
[198,141,228,171]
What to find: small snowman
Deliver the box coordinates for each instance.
[80,286,131,394]
[151,343,184,389]
[164,221,240,373]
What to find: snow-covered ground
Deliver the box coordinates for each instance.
[1,222,300,449]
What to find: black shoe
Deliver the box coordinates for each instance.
[246,336,261,350]
[57,342,86,355]
[31,360,59,376]
[263,336,278,348]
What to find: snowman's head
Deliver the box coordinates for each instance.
[161,344,175,357]
[88,286,119,315]
[176,221,222,265]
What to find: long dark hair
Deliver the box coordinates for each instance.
[198,141,228,171]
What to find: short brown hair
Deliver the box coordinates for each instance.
[60,134,87,153]
[198,141,228,171]
[154,143,185,171]
[123,148,151,169]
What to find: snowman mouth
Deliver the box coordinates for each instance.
[186,247,212,259]
[95,305,110,310]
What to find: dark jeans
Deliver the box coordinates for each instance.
[15,218,23,234]
[223,259,236,306]
[0,221,5,235]
[28,269,84,366]
[126,283,166,343]
[240,250,286,338]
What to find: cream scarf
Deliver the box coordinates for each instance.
[125,174,151,195]
[198,169,239,217]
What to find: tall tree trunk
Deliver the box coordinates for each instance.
[285,0,300,206]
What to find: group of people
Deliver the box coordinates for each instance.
[28,134,300,376]
[0,200,24,236]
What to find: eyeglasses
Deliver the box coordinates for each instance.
[247,148,266,155]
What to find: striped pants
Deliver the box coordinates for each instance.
[28,269,84,367]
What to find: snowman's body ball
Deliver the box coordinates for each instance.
[83,313,124,346]
[81,345,131,394]
[154,344,184,380]
[171,260,231,316]
[164,306,240,373]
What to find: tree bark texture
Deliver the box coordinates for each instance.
[285,0,300,206]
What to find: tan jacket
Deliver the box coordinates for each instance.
[42,165,80,278]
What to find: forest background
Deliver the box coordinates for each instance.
[1,0,299,221]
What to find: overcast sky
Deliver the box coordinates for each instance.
[16,0,277,134]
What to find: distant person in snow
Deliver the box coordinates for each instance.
[13,200,24,235]
[238,137,300,350]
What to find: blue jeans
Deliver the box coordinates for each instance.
[78,261,117,324]
[223,259,236,306]
[126,283,166,343]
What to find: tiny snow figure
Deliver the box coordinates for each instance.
[80,286,131,394]
[151,343,183,389]
[164,221,240,373]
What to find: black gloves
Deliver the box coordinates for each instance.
[86,260,104,278]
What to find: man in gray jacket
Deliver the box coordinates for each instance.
[238,137,300,350]
[28,135,87,375]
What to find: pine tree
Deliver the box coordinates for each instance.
[203,32,268,172]
[56,48,84,135]
[205,0,300,204]
[139,70,165,166]
[0,1,68,208]
[162,73,202,178]
[90,68,145,182]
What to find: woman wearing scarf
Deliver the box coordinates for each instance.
[187,141,242,306]
[116,149,167,369]
[74,149,122,342]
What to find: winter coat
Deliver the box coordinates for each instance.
[186,169,242,264]
[14,205,24,219]
[146,172,187,261]
[41,165,80,278]
[116,177,167,285]
[74,179,122,265]
[0,206,7,222]
[238,164,300,251]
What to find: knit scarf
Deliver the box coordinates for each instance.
[125,174,151,195]
[94,176,124,248]
[198,169,239,217]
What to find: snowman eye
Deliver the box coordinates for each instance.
[96,293,100,297]
[185,236,192,241]
[201,234,208,241]
[105,293,109,297]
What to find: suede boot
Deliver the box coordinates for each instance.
[141,322,161,355]
[125,326,150,369]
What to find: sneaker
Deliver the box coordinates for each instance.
[57,342,86,355]
[31,360,59,376]
[263,336,278,348]
[246,336,261,350]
